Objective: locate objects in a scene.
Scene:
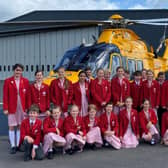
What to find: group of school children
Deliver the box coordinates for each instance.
[3,63,168,162]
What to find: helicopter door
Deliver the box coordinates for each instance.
[110,53,121,78]
[127,59,136,79]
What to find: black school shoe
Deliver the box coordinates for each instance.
[24,155,31,162]
[65,148,74,155]
[47,151,54,160]
[10,147,17,154]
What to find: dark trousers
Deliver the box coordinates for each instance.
[23,140,44,160]
[157,106,166,132]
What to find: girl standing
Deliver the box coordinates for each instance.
[90,68,111,115]
[3,63,30,154]
[72,71,90,117]
[50,67,73,117]
[111,66,130,115]
[30,70,50,119]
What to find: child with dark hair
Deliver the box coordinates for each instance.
[30,70,50,120]
[3,63,30,154]
[20,104,44,161]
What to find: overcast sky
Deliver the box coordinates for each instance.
[0,0,168,21]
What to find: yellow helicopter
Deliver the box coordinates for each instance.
[2,14,167,84]
[40,14,168,85]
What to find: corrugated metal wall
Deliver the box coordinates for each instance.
[0,26,98,81]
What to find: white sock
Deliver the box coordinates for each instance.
[16,129,20,147]
[48,148,53,152]
[9,130,15,148]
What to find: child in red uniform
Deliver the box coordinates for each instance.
[140,70,160,118]
[3,63,30,154]
[139,99,160,145]
[64,105,86,154]
[119,97,139,148]
[20,105,44,161]
[43,106,66,159]
[161,111,168,145]
[50,67,73,117]
[99,103,121,149]
[72,71,90,117]
[91,68,111,115]
[30,70,50,120]
[130,71,142,112]
[111,66,130,115]
[84,104,103,149]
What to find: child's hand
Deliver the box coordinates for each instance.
[56,128,60,135]
[3,110,8,115]
[46,110,51,116]
[147,121,152,129]
[31,148,36,160]
[78,131,83,136]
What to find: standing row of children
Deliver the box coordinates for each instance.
[3,63,168,161]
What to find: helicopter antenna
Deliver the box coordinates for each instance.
[156,23,167,53]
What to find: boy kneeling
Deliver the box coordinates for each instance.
[20,104,44,161]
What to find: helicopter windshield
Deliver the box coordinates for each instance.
[54,46,80,71]
[87,49,110,77]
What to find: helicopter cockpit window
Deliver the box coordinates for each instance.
[87,49,109,77]
[128,59,136,78]
[111,55,121,77]
[136,60,143,71]
[121,56,127,70]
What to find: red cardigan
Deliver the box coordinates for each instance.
[84,115,100,133]
[30,83,50,112]
[139,109,157,135]
[99,112,119,136]
[119,109,139,137]
[64,115,86,136]
[161,81,168,107]
[90,78,111,110]
[3,76,30,114]
[111,77,130,105]
[50,78,73,112]
[72,81,90,110]
[43,117,64,137]
[20,118,42,146]
[140,80,160,108]
[161,112,168,137]
[130,81,142,108]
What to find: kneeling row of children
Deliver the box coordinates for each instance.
[19,97,168,161]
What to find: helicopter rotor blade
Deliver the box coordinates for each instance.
[130,18,168,23]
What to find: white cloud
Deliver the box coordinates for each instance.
[129,4,148,9]
[0,0,119,21]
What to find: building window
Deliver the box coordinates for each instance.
[47,65,50,72]
[8,65,10,71]
[36,65,38,71]
[31,65,34,72]
[53,65,55,69]
[26,65,29,72]
[4,66,6,72]
[128,59,136,78]
[0,66,1,71]
[42,65,44,71]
